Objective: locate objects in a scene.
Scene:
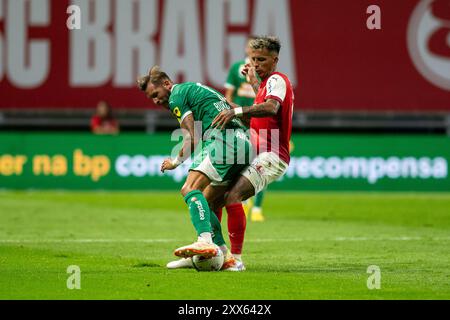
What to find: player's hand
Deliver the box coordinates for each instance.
[241,64,250,76]
[161,158,177,172]
[246,65,258,84]
[212,110,235,130]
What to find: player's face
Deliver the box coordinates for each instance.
[145,82,171,108]
[249,48,278,79]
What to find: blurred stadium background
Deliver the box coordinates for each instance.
[0,0,450,191]
[0,0,449,134]
[1,0,449,191]
[0,0,449,300]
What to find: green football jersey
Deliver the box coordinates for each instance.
[168,82,245,135]
[225,59,256,107]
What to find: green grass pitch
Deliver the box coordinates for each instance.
[0,191,449,300]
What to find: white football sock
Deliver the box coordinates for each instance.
[199,232,212,244]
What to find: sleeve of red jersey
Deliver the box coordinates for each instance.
[264,74,287,105]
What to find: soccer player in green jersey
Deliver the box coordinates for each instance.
[137,66,252,270]
[224,36,257,108]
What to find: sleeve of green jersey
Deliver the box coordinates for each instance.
[224,62,239,89]
[169,93,192,125]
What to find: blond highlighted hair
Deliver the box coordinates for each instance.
[249,36,281,54]
[137,66,172,91]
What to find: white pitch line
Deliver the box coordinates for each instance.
[0,239,177,243]
[244,237,450,242]
[0,237,449,243]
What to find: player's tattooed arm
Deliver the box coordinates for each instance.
[161,114,197,172]
[212,99,280,130]
[251,82,260,94]
[227,100,251,128]
[243,99,280,117]
[178,114,197,161]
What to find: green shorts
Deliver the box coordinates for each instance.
[190,129,253,186]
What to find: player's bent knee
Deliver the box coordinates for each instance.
[226,177,255,205]
[180,184,194,198]
[225,190,244,205]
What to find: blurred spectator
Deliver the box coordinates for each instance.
[90,101,120,135]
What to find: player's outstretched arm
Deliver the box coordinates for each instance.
[178,114,197,160]
[161,114,196,172]
[212,99,280,130]
[241,99,280,117]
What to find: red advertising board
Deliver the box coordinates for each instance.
[0,0,449,111]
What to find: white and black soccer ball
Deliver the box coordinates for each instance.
[192,247,224,271]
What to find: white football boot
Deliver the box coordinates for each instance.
[166,258,194,269]
[221,252,246,271]
[174,240,218,258]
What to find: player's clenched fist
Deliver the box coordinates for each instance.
[161,158,177,172]
[242,63,258,84]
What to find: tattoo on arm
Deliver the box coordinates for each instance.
[243,99,280,117]
[251,81,260,95]
[179,114,196,160]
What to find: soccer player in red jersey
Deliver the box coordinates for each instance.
[213,36,295,269]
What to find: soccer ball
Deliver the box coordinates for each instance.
[192,247,224,272]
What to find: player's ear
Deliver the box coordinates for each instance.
[163,79,172,89]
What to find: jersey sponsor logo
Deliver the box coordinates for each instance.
[173,107,182,121]
[267,76,280,94]
[213,101,229,112]
[407,0,450,91]
[255,164,264,174]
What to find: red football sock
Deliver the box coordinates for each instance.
[214,207,223,223]
[225,203,247,255]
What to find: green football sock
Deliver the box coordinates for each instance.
[254,190,265,208]
[184,190,212,236]
[210,210,226,247]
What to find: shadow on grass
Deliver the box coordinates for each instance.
[132,262,161,268]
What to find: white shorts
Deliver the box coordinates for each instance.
[241,152,288,194]
[192,155,228,186]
